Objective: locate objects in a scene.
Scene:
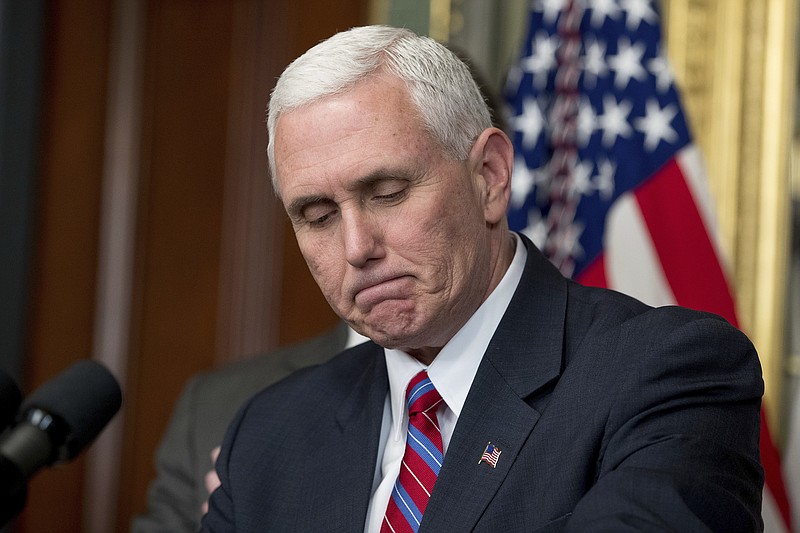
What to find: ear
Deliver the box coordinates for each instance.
[468,128,514,225]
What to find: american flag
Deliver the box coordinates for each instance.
[479,442,502,468]
[505,0,792,530]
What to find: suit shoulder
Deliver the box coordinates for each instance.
[240,341,383,417]
[567,280,744,335]
[565,282,756,368]
[567,281,650,322]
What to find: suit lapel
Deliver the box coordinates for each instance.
[295,343,387,532]
[421,237,568,532]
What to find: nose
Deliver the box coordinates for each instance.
[341,209,384,268]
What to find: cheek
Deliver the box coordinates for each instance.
[431,194,489,276]
[299,238,344,295]
[389,206,476,283]
[403,183,481,240]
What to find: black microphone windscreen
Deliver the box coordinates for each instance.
[20,360,122,461]
[0,371,22,431]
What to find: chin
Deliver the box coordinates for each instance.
[357,325,407,349]
[369,325,434,352]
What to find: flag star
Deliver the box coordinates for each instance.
[540,0,567,24]
[595,158,616,200]
[505,64,524,95]
[598,95,633,147]
[513,97,546,149]
[511,158,536,208]
[565,222,585,258]
[522,31,558,89]
[620,0,659,31]
[582,38,608,89]
[647,53,673,93]
[571,160,595,197]
[577,97,597,147]
[553,221,585,263]
[587,0,623,28]
[634,98,678,151]
[523,208,549,249]
[608,37,648,90]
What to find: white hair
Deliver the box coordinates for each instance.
[266,25,492,192]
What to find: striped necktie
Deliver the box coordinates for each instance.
[381,370,444,533]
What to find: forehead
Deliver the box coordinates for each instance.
[273,74,441,198]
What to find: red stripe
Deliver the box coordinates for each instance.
[576,252,607,288]
[382,502,414,533]
[762,408,794,531]
[402,454,438,500]
[633,158,738,327]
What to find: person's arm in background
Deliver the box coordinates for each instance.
[201,447,221,515]
[131,322,356,532]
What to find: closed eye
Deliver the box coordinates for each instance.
[368,179,409,205]
[298,201,338,229]
[373,189,406,202]
[309,210,337,228]
[310,208,339,228]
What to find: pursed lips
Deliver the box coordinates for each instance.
[351,274,413,308]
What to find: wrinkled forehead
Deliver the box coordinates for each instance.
[273,75,444,192]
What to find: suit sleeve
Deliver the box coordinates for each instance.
[566,313,764,532]
[131,378,207,533]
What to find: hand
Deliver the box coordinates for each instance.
[201,446,222,515]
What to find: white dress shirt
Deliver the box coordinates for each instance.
[346,325,370,349]
[364,233,527,532]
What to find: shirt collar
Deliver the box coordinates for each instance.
[384,232,527,438]
[346,326,370,348]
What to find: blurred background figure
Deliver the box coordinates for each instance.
[131,322,361,532]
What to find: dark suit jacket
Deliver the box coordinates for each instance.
[132,323,349,533]
[201,236,764,532]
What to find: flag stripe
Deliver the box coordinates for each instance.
[633,157,737,326]
[575,253,607,288]
[605,191,676,306]
[675,146,731,274]
[762,407,794,529]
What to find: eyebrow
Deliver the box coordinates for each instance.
[352,169,412,189]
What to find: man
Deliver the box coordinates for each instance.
[201,26,764,532]
[135,48,504,533]
[132,322,361,532]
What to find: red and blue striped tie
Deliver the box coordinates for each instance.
[381,370,444,533]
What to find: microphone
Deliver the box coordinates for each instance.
[0,371,22,432]
[0,360,122,525]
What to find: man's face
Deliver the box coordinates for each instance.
[275,74,500,361]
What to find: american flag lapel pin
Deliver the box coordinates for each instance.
[478,442,501,468]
